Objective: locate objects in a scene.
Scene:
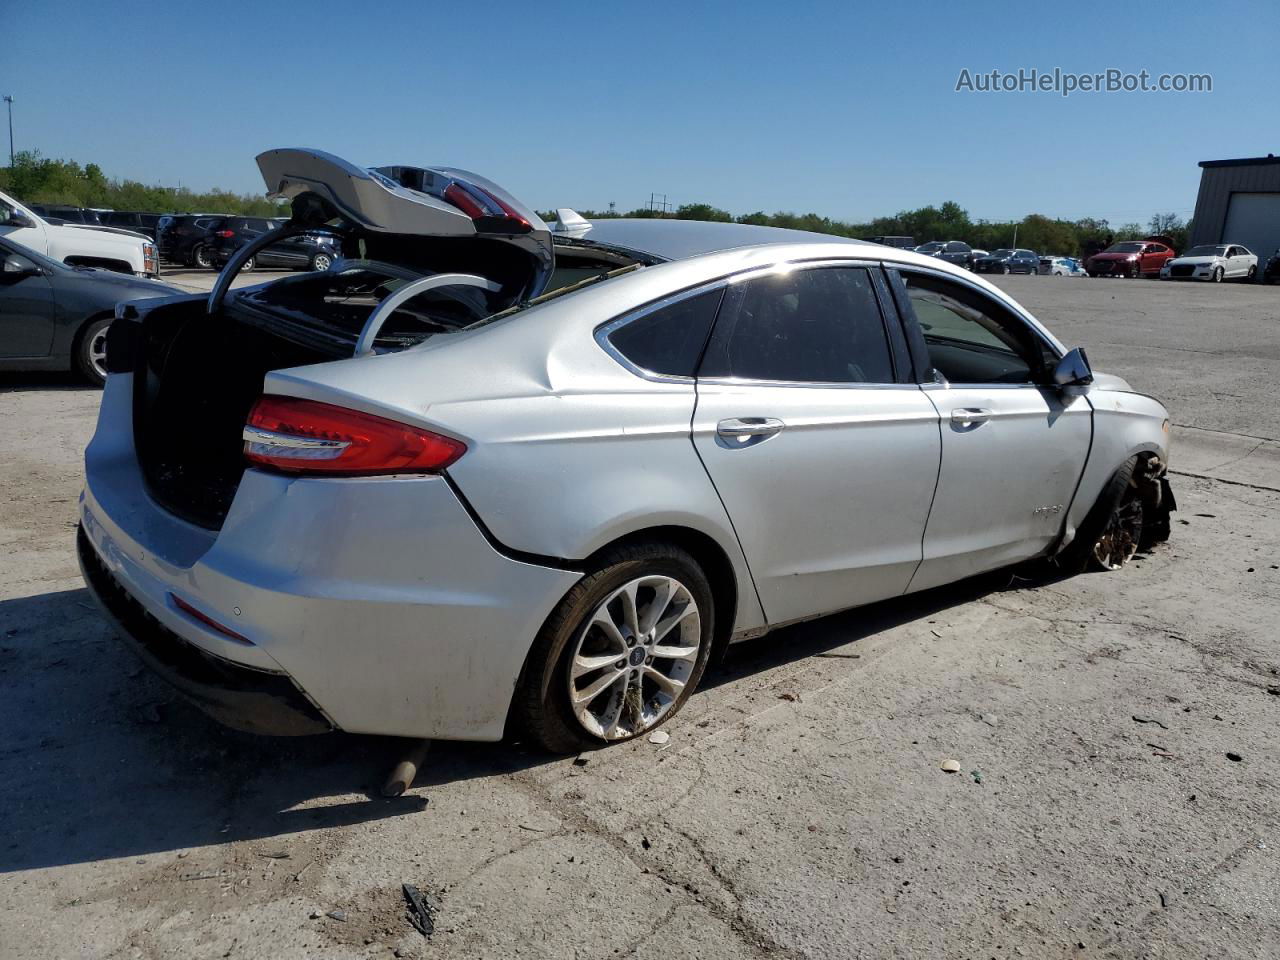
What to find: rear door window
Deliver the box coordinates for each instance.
[603,287,723,378]
[699,266,896,384]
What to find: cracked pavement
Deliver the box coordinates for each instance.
[1,275,1277,958]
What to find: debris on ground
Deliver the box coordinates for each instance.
[1226,752,1243,762]
[325,910,347,922]
[1132,715,1169,730]
[971,770,984,784]
[941,759,961,773]
[572,755,589,766]
[178,870,222,882]
[256,850,290,860]
[402,883,438,938]
[647,730,671,745]
[981,713,998,727]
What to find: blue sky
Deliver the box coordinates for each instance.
[6,0,1277,226]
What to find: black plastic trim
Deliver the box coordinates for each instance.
[78,527,333,736]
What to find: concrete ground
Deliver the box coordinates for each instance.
[1,274,1277,959]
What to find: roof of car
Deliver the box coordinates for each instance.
[578,218,871,261]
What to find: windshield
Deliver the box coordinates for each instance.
[1185,245,1226,258]
[915,242,944,253]
[1104,242,1145,253]
[988,249,1013,258]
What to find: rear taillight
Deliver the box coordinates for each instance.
[243,395,466,476]
[443,182,531,234]
[215,229,235,238]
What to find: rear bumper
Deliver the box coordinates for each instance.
[78,527,331,735]
[80,374,582,740]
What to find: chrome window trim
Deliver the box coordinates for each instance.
[697,376,913,391]
[594,257,896,386]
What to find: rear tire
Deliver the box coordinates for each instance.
[513,543,714,753]
[192,244,212,269]
[240,255,255,273]
[310,251,333,272]
[75,317,112,387]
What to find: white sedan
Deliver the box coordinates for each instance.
[1160,244,1257,282]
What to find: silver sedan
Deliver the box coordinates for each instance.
[78,149,1175,752]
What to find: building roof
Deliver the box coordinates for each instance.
[1198,155,1280,169]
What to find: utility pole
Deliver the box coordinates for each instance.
[3,96,13,167]
[1012,222,1018,249]
[647,192,671,216]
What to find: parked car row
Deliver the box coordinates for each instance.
[157,214,338,271]
[913,234,1267,284]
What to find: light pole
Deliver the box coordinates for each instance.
[2,96,13,167]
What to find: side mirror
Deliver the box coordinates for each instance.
[1053,347,1093,388]
[1,256,38,281]
[4,208,34,228]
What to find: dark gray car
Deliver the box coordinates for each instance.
[973,248,1040,275]
[0,236,182,384]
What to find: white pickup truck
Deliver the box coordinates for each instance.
[0,190,159,278]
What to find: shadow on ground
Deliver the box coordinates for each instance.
[1,569,1019,873]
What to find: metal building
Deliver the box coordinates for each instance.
[1189,155,1280,269]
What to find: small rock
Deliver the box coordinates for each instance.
[309,910,322,920]
[325,910,347,922]
[941,759,961,773]
[647,730,670,745]
[981,713,998,727]
[1226,752,1243,762]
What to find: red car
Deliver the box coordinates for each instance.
[1086,235,1176,278]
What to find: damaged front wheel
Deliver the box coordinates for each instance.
[1056,455,1172,574]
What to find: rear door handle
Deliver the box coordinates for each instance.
[951,407,993,425]
[717,417,785,439]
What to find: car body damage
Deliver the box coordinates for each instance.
[78,152,1176,747]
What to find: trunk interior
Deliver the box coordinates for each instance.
[131,298,338,530]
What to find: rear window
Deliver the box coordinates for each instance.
[605,288,723,378]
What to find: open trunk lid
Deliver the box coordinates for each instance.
[256,148,553,307]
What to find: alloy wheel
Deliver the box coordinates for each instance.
[88,327,109,380]
[567,575,701,740]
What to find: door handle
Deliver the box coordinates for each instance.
[951,407,992,425]
[717,417,785,439]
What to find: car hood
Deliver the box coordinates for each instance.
[1167,256,1221,266]
[1091,370,1135,393]
[67,224,152,243]
[1089,252,1138,261]
[49,222,148,251]
[67,268,181,298]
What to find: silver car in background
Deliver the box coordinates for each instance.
[78,149,1175,752]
